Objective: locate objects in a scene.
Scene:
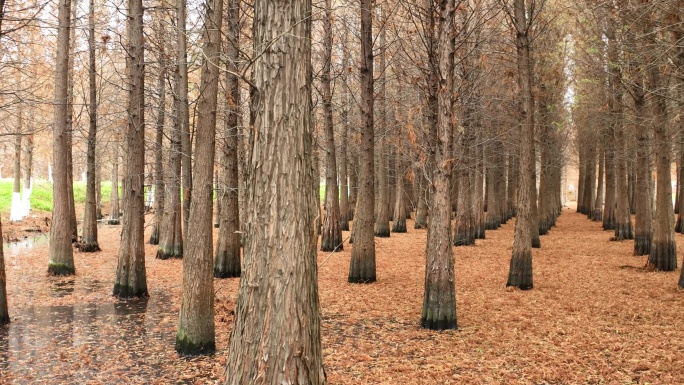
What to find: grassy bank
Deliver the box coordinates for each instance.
[0,179,116,215]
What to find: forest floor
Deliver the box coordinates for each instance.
[1,205,683,384]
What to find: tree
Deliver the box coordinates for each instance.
[113,0,147,298]
[10,114,22,222]
[320,0,343,252]
[48,0,76,276]
[0,0,9,325]
[214,0,241,278]
[506,0,535,290]
[80,0,101,252]
[224,0,325,381]
[108,143,121,225]
[421,0,457,331]
[348,0,376,283]
[175,0,223,355]
[374,8,390,238]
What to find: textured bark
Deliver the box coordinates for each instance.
[113,0,147,298]
[374,16,390,238]
[529,136,540,248]
[338,58,350,231]
[150,38,167,245]
[109,145,120,225]
[66,1,78,242]
[214,0,240,279]
[454,126,475,246]
[392,155,407,233]
[507,0,534,290]
[156,76,183,260]
[348,0,376,283]
[320,0,343,252]
[474,128,485,239]
[647,46,676,271]
[224,0,325,381]
[485,139,503,230]
[48,0,75,276]
[10,129,22,221]
[176,0,223,354]
[0,217,8,324]
[592,148,604,221]
[178,0,192,241]
[422,0,456,331]
[21,133,33,218]
[506,150,518,220]
[602,129,617,230]
[414,171,428,229]
[80,0,101,253]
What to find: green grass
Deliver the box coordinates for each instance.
[0,178,117,215]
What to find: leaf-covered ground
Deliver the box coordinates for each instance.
[1,206,683,384]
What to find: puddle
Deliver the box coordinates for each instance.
[4,233,49,257]
[0,293,179,383]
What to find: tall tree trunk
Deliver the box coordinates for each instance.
[374,12,390,238]
[178,0,192,241]
[48,0,75,275]
[506,148,518,220]
[592,147,604,221]
[156,72,183,260]
[10,126,22,222]
[581,145,596,219]
[214,0,241,278]
[338,82,350,231]
[113,0,147,297]
[95,161,102,219]
[348,0,376,283]
[150,35,167,245]
[529,138,540,248]
[0,217,7,324]
[109,145,120,224]
[320,0,343,252]
[225,0,325,380]
[176,0,223,354]
[422,0,456,330]
[507,0,534,290]
[80,0,101,252]
[474,128,485,238]
[21,133,33,218]
[392,156,407,233]
[602,129,617,230]
[485,138,502,230]
[454,124,475,246]
[66,0,78,242]
[647,43,676,271]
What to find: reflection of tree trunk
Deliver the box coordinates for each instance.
[81,0,101,252]
[214,0,241,278]
[113,0,147,298]
[225,0,325,379]
[348,0,376,283]
[48,0,75,275]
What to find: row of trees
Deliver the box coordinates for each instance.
[572,0,684,288]
[5,0,682,381]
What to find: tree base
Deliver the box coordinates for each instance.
[348,275,376,284]
[614,221,634,240]
[108,219,121,225]
[340,221,350,231]
[374,224,390,238]
[113,284,148,299]
[0,314,9,325]
[591,209,602,222]
[321,242,343,252]
[648,240,677,271]
[392,221,407,233]
[214,269,240,278]
[453,236,475,247]
[633,233,651,256]
[149,231,160,245]
[48,263,75,276]
[78,242,101,253]
[676,215,684,233]
[175,330,216,356]
[414,220,427,230]
[602,216,616,231]
[507,249,533,290]
[420,316,457,331]
[531,236,541,248]
[156,247,183,260]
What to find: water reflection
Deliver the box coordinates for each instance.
[4,234,49,258]
[0,294,175,384]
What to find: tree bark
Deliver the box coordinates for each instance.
[178,0,192,242]
[0,217,8,324]
[592,147,604,221]
[454,124,475,246]
[48,0,75,276]
[214,0,241,278]
[80,0,101,252]
[150,31,167,245]
[113,0,147,298]
[224,0,325,381]
[10,126,22,222]
[175,0,223,355]
[374,12,390,238]
[507,0,534,290]
[422,0,456,330]
[320,0,343,252]
[109,145,121,225]
[348,0,376,283]
[66,0,78,242]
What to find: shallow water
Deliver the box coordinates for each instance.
[0,293,178,384]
